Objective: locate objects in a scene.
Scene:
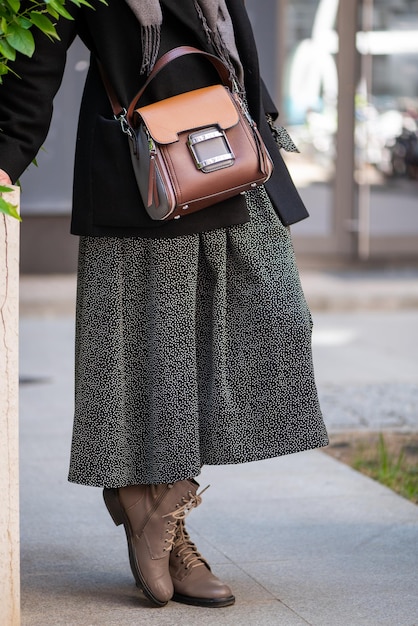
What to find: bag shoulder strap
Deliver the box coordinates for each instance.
[127,46,233,125]
[99,46,233,126]
[98,64,124,118]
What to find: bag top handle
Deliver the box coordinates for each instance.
[126,46,233,126]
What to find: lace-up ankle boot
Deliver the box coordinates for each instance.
[170,519,235,607]
[103,479,202,607]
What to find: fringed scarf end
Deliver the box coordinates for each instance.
[140,24,161,75]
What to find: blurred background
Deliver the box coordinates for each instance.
[18,0,418,272]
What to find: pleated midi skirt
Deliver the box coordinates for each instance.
[68,187,328,487]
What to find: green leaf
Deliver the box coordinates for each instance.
[17,16,33,29]
[29,12,58,38]
[46,0,74,20]
[0,196,22,221]
[45,6,59,19]
[0,60,19,78]
[0,62,9,77]
[68,0,92,7]
[6,24,35,57]
[0,37,17,61]
[0,185,13,193]
[1,17,9,35]
[5,0,21,13]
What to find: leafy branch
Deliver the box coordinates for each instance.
[0,0,99,79]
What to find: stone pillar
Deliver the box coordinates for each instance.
[334,0,359,258]
[0,186,21,626]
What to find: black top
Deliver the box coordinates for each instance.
[0,0,309,238]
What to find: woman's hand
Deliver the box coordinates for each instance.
[0,169,12,186]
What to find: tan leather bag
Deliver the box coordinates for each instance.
[103,46,273,221]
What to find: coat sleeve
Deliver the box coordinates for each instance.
[0,12,79,183]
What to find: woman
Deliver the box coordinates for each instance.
[0,0,328,609]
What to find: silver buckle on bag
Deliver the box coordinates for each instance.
[188,126,235,173]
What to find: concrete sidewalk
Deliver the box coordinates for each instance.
[19,269,418,625]
[18,266,418,315]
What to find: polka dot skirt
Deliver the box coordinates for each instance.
[68,187,328,487]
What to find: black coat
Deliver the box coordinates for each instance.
[0,0,308,238]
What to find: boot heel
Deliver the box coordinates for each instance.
[103,488,125,526]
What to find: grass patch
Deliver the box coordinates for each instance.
[324,431,418,504]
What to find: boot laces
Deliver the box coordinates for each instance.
[172,520,209,571]
[162,485,209,553]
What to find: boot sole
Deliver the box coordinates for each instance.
[103,488,168,607]
[172,592,236,608]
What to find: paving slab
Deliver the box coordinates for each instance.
[19,266,418,314]
[311,310,418,433]
[299,267,418,311]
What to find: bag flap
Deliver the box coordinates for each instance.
[135,84,239,145]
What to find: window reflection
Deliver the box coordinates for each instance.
[284,0,418,185]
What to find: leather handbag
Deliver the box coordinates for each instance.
[102,46,273,221]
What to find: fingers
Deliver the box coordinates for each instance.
[0,169,13,186]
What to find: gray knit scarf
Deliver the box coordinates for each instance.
[125,0,244,88]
